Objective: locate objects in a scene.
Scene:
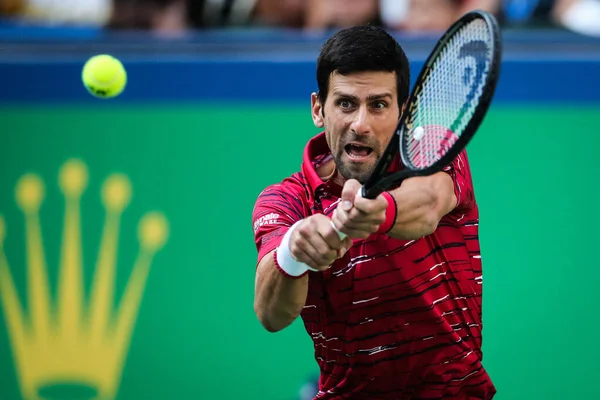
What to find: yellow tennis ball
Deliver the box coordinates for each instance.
[81,54,127,99]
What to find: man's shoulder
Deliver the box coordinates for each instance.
[254,171,310,208]
[252,171,311,233]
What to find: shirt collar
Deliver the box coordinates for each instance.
[300,131,402,198]
[301,132,343,197]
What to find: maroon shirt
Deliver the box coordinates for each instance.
[252,132,495,399]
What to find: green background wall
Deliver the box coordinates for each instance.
[0,104,599,399]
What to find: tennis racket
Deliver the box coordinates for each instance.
[334,10,502,239]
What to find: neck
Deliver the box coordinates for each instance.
[316,158,344,185]
[332,171,347,187]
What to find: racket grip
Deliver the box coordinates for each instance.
[361,184,384,200]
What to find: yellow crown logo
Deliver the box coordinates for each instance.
[0,158,169,400]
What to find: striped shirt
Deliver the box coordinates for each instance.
[252,132,496,399]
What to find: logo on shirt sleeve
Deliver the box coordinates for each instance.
[253,212,281,233]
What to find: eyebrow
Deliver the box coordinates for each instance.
[332,91,393,101]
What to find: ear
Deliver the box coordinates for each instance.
[400,100,408,119]
[311,92,324,128]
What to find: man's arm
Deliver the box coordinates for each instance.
[333,151,474,241]
[252,185,351,333]
[252,184,309,333]
[254,250,309,333]
[386,171,457,240]
[331,173,455,241]
[386,150,475,240]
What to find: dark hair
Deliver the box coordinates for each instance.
[316,25,410,109]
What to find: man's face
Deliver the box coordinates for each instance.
[312,71,401,184]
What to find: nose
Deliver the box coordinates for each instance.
[349,105,371,135]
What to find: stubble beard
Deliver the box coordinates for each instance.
[332,152,379,185]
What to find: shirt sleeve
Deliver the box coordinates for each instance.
[442,149,475,213]
[252,181,308,265]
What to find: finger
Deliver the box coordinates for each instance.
[344,221,379,233]
[336,236,354,257]
[335,207,381,231]
[294,218,341,267]
[297,224,338,259]
[332,219,376,241]
[318,222,345,250]
[296,230,338,267]
[353,193,388,215]
[289,236,322,269]
[331,207,349,233]
[347,206,385,224]
[340,179,362,211]
[342,237,353,250]
[290,238,334,270]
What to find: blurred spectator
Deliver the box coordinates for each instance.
[108,0,305,34]
[0,0,111,25]
[188,0,305,29]
[1,0,597,37]
[501,0,557,26]
[109,0,188,34]
[380,0,463,32]
[108,0,380,34]
[304,0,380,31]
[553,0,600,36]
[500,0,600,36]
[380,0,500,32]
[194,0,377,30]
[379,0,599,37]
[0,0,22,16]
[251,0,305,28]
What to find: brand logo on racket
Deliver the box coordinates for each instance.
[451,40,490,133]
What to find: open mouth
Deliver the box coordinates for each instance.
[345,143,373,160]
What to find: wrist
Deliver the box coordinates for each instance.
[377,191,398,234]
[275,221,315,278]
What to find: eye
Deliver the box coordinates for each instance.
[371,101,387,110]
[337,99,354,109]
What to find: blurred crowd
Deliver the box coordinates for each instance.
[0,0,598,37]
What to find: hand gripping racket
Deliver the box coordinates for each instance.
[333,10,502,240]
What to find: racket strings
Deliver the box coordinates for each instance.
[405,18,492,169]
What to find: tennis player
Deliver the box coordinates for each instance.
[252,25,496,399]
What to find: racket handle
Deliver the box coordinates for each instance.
[361,184,384,200]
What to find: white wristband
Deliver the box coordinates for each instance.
[276,221,318,277]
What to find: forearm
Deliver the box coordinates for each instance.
[254,251,308,332]
[386,187,439,240]
[386,174,456,240]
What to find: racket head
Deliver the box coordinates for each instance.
[398,10,502,174]
[361,10,502,200]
